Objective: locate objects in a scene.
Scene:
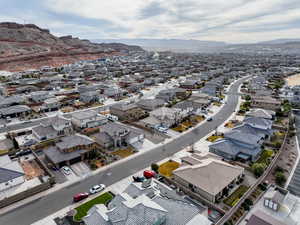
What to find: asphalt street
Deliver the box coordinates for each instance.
[0,77,248,225]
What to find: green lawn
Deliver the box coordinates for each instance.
[224,185,249,207]
[256,149,274,164]
[74,192,113,221]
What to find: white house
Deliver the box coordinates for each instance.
[0,155,25,192]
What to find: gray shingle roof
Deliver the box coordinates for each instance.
[153,197,200,225]
[56,134,94,150]
[0,167,24,183]
[0,105,31,116]
[224,130,262,147]
[210,139,262,159]
[44,146,86,164]
[72,110,97,120]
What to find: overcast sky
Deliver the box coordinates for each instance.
[1,0,300,43]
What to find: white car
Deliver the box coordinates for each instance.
[62,166,71,175]
[89,184,106,194]
[157,127,168,133]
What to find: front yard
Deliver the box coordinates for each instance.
[158,160,180,177]
[223,185,249,207]
[74,192,113,221]
[256,149,274,165]
[207,134,223,142]
[171,115,205,133]
[111,147,135,158]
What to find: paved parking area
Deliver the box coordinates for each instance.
[71,162,92,178]
[166,129,180,138]
[61,167,78,182]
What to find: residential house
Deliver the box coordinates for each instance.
[246,108,275,120]
[233,117,273,139]
[83,180,212,225]
[173,153,244,203]
[156,89,176,102]
[32,115,73,142]
[242,186,300,225]
[200,86,217,97]
[110,102,147,121]
[209,129,264,162]
[141,107,185,128]
[0,105,31,118]
[80,91,101,104]
[136,98,166,111]
[44,134,97,168]
[251,96,281,111]
[40,97,61,112]
[246,210,287,225]
[93,122,144,149]
[30,91,50,103]
[180,80,199,89]
[0,95,25,108]
[156,88,189,102]
[72,111,108,129]
[103,87,124,99]
[0,155,25,191]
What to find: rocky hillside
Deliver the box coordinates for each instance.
[0,22,143,71]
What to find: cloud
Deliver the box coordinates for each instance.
[0,0,299,42]
[139,1,167,19]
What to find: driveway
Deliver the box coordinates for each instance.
[71,162,92,178]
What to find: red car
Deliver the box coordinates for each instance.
[143,170,156,179]
[73,192,89,202]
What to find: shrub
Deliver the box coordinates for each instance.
[245,198,253,206]
[275,172,286,186]
[252,163,266,177]
[242,202,250,211]
[259,183,267,191]
[275,166,284,173]
[151,163,159,172]
[245,95,251,101]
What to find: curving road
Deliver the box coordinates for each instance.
[0,76,248,225]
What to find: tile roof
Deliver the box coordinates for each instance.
[173,158,243,195]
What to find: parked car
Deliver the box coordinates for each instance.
[157,126,168,133]
[105,114,118,121]
[62,166,71,175]
[132,176,145,182]
[207,117,213,121]
[14,149,32,157]
[73,192,89,202]
[143,170,156,179]
[89,184,106,194]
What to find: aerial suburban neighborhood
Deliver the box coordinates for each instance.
[1,3,300,225]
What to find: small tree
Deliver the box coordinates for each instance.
[252,163,266,177]
[245,198,253,206]
[245,95,251,101]
[151,163,159,173]
[242,202,250,211]
[275,172,286,186]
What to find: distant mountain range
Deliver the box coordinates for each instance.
[93,38,227,52]
[94,38,300,54]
